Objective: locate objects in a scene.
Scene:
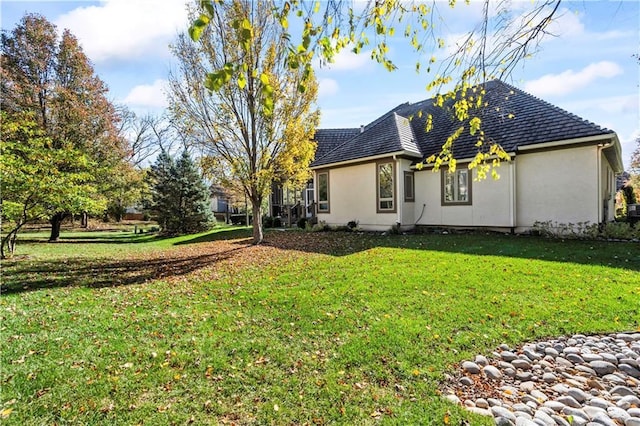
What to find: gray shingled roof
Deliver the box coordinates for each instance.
[312,113,422,167]
[311,80,615,167]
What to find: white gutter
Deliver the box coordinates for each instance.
[310,150,421,170]
[510,159,517,228]
[394,155,401,227]
[516,134,613,152]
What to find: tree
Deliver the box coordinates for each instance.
[190,0,561,178]
[1,13,126,241]
[0,113,105,258]
[169,1,319,244]
[149,150,214,235]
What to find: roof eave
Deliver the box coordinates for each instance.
[310,150,422,170]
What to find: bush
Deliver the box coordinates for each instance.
[601,222,632,239]
[311,220,330,232]
[297,217,308,229]
[262,216,274,228]
[532,220,637,240]
[347,220,359,230]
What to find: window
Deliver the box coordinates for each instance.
[442,168,472,205]
[404,171,415,202]
[317,171,329,213]
[377,161,396,212]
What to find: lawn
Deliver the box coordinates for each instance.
[1,228,639,424]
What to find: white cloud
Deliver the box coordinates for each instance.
[318,78,339,98]
[319,48,372,72]
[546,9,585,39]
[123,79,168,108]
[524,61,623,97]
[55,0,188,63]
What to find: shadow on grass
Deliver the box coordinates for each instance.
[173,227,253,245]
[1,245,247,295]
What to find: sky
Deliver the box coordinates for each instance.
[2,0,639,168]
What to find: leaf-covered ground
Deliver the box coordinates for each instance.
[2,228,639,424]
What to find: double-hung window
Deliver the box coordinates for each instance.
[377,161,396,212]
[442,168,472,205]
[404,171,415,202]
[317,171,329,213]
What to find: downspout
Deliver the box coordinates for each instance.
[394,155,401,229]
[510,158,517,232]
[596,141,613,224]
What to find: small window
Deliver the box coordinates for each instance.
[441,168,472,205]
[404,171,415,202]
[377,161,396,212]
[317,171,329,213]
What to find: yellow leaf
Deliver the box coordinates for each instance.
[1,408,13,419]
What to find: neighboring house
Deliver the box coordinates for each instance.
[310,80,624,232]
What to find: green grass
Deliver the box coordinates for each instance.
[1,229,639,424]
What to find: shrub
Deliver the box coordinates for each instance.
[347,220,359,230]
[297,217,308,229]
[262,216,274,228]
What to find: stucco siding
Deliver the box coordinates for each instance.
[516,145,599,228]
[315,161,398,230]
[413,164,514,227]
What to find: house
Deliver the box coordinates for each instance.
[309,80,624,232]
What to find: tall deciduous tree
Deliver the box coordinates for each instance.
[191,0,561,178]
[0,113,105,258]
[169,1,319,244]
[149,150,214,235]
[1,13,125,241]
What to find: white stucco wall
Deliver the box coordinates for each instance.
[315,160,398,230]
[515,145,599,228]
[600,151,616,222]
[413,163,514,228]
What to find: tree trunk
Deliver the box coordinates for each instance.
[251,196,263,244]
[81,212,88,228]
[49,212,65,242]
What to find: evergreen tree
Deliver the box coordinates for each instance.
[149,151,214,235]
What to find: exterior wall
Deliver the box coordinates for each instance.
[398,158,416,229]
[315,159,401,231]
[515,145,599,229]
[413,163,514,228]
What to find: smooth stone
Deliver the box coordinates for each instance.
[491,406,517,422]
[467,406,492,417]
[516,372,533,381]
[513,403,533,415]
[562,406,588,419]
[555,357,574,368]
[627,419,640,426]
[512,359,532,370]
[495,417,515,426]
[504,367,517,377]
[568,387,590,403]
[584,406,608,419]
[619,363,640,379]
[608,406,631,422]
[514,411,533,420]
[620,358,639,368]
[587,379,606,390]
[488,398,504,407]
[462,361,481,374]
[544,347,559,357]
[542,401,564,412]
[589,397,611,409]
[567,416,588,426]
[476,398,489,409]
[522,395,539,405]
[530,390,549,402]
[583,353,604,362]
[617,333,636,342]
[524,349,542,361]
[627,407,640,417]
[515,417,538,426]
[541,372,556,383]
[602,374,626,384]
[475,354,489,366]
[563,346,581,354]
[520,381,537,392]
[501,351,518,362]
[551,415,571,426]
[575,365,597,376]
[567,353,586,364]
[533,409,555,425]
[617,395,640,409]
[591,412,618,426]
[609,386,636,396]
[551,384,570,394]
[483,365,503,380]
[556,395,581,408]
[459,376,474,386]
[464,399,475,407]
[446,394,461,404]
[600,353,619,365]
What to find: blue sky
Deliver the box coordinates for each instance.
[2,1,638,168]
